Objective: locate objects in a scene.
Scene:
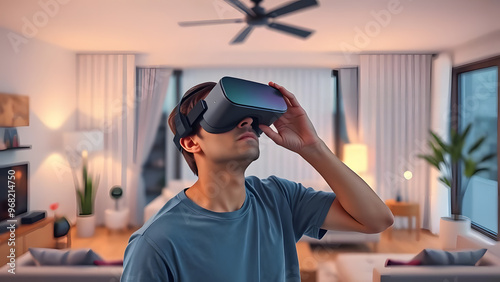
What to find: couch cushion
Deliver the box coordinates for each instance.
[413,248,487,266]
[29,248,102,266]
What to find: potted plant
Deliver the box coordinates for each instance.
[418,123,494,248]
[74,150,100,237]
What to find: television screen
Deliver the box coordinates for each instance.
[0,162,28,222]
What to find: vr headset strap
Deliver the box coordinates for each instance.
[187,100,207,125]
[173,100,207,151]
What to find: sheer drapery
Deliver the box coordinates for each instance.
[134,67,172,225]
[76,54,136,225]
[359,54,433,230]
[177,68,334,184]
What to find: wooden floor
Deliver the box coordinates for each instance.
[70,226,440,262]
[69,226,137,260]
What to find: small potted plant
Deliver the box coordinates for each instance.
[74,150,100,237]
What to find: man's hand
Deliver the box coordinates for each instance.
[259,82,321,155]
[260,81,394,234]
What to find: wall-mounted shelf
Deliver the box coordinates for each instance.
[0,145,32,152]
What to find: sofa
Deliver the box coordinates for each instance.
[0,251,122,282]
[334,234,500,282]
[301,230,380,251]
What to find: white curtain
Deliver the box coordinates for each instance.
[134,67,172,225]
[359,54,433,230]
[177,68,334,184]
[76,54,136,226]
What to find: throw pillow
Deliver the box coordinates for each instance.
[412,248,487,266]
[385,259,421,266]
[29,248,103,266]
[94,259,124,266]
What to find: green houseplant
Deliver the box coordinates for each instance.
[73,150,100,237]
[418,123,494,219]
[76,159,100,215]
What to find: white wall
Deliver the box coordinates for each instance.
[0,27,77,223]
[452,30,500,66]
[135,52,360,69]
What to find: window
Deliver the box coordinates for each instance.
[452,56,500,240]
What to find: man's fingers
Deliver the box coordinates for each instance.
[269,81,301,107]
[259,124,283,145]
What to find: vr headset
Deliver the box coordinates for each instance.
[173,76,288,151]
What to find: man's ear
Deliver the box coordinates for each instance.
[180,136,201,153]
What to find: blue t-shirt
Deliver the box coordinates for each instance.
[121,175,336,282]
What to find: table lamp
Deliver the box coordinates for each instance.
[343,143,374,188]
[343,143,368,174]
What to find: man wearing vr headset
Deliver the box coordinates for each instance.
[122,78,394,282]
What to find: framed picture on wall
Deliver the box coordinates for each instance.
[0,93,30,127]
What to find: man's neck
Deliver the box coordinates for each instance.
[186,161,247,213]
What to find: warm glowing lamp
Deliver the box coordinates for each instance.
[404,170,413,180]
[63,130,104,169]
[343,143,368,174]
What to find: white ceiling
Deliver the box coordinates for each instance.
[1,0,500,67]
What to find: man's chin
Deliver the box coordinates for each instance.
[241,149,259,162]
[236,149,259,165]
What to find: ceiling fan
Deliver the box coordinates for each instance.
[178,0,319,44]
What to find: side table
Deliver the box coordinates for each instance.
[0,217,56,266]
[385,199,420,240]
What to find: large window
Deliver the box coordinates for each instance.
[452,56,500,240]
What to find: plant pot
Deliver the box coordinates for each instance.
[104,208,129,231]
[439,215,470,250]
[76,214,96,237]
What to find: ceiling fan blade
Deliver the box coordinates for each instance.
[267,22,313,38]
[266,0,318,18]
[230,26,254,44]
[178,18,244,27]
[224,0,256,17]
